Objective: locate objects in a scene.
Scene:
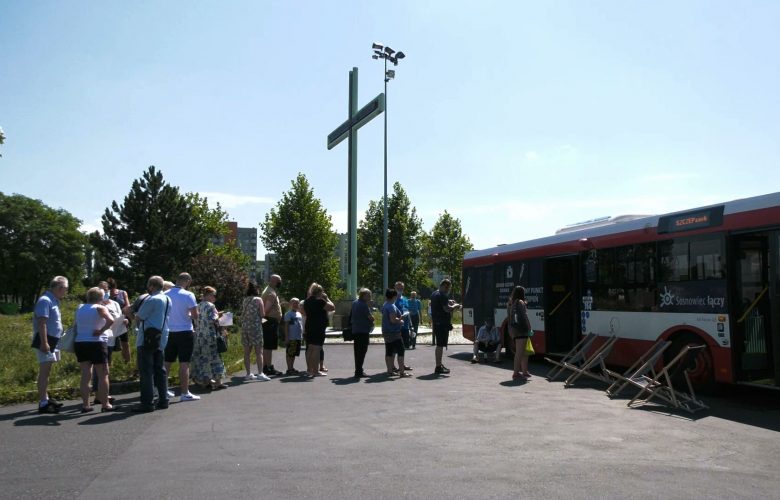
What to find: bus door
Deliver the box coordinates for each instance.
[462,265,495,338]
[731,233,778,386]
[544,255,580,354]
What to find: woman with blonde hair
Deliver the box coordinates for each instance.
[302,282,335,377]
[74,287,115,412]
[507,286,532,380]
[191,286,228,390]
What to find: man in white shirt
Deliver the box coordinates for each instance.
[164,272,200,402]
[471,319,502,363]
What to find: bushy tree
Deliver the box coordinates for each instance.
[0,192,86,309]
[421,211,474,297]
[357,182,424,292]
[260,174,339,299]
[91,166,227,293]
[189,252,249,311]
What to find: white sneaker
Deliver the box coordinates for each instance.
[166,390,175,398]
[255,373,271,381]
[180,392,201,402]
[244,373,257,381]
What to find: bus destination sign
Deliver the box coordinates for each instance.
[657,206,724,234]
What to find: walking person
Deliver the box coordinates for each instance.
[164,272,200,402]
[261,274,284,377]
[408,291,422,349]
[431,279,460,375]
[190,286,228,390]
[507,286,532,380]
[382,288,410,378]
[74,287,116,413]
[132,276,172,412]
[302,283,335,378]
[351,288,374,378]
[241,282,270,381]
[31,276,69,414]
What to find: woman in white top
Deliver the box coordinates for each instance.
[91,281,127,405]
[74,287,115,413]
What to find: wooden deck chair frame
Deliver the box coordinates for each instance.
[562,335,619,387]
[545,332,598,381]
[604,340,672,398]
[627,344,709,414]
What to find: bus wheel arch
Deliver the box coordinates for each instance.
[661,328,717,394]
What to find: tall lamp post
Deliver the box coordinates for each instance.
[372,42,405,292]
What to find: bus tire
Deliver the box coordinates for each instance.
[664,332,717,395]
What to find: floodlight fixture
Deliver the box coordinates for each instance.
[383,46,395,55]
[372,55,379,59]
[386,69,395,80]
[372,42,384,50]
[396,51,405,60]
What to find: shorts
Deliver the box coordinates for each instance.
[35,348,61,364]
[478,341,499,353]
[262,318,280,350]
[74,341,109,365]
[384,338,405,357]
[306,331,326,347]
[164,331,195,363]
[433,323,450,348]
[286,339,301,357]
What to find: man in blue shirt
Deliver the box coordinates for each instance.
[394,281,411,349]
[32,276,69,414]
[133,275,172,412]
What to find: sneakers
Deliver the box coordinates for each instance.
[471,357,479,364]
[132,404,155,413]
[38,402,59,414]
[166,390,175,398]
[48,398,64,408]
[156,400,169,410]
[255,372,271,381]
[179,392,201,402]
[434,365,451,375]
[398,372,412,378]
[286,369,300,376]
[244,373,257,381]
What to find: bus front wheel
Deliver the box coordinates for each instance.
[664,333,716,394]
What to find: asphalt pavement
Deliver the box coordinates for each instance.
[1,344,779,499]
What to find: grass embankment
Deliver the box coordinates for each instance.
[0,299,245,406]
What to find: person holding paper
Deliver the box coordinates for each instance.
[191,286,227,390]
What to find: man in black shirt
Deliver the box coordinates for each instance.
[430,279,460,375]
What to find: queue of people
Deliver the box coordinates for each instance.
[31,274,470,414]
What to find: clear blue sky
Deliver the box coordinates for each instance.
[2,1,779,259]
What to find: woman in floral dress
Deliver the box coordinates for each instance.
[241,282,270,381]
[191,286,227,390]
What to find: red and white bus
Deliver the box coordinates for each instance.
[462,192,780,390]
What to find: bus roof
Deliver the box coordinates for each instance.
[465,191,780,262]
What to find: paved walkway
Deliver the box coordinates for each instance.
[1,345,779,499]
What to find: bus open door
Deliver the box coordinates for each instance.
[544,255,581,355]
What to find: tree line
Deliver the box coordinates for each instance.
[0,166,473,311]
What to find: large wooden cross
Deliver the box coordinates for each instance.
[327,67,385,297]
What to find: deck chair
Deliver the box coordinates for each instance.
[545,332,598,381]
[562,335,619,387]
[604,340,672,398]
[627,345,709,414]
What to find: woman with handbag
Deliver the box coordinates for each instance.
[74,287,116,413]
[191,286,228,390]
[507,286,532,380]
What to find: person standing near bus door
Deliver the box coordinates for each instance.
[507,286,532,380]
[431,279,460,375]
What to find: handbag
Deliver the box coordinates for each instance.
[59,326,77,353]
[216,334,228,353]
[511,302,532,335]
[524,337,535,356]
[341,312,354,341]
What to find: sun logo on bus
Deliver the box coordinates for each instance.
[659,286,674,307]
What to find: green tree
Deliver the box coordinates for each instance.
[357,182,424,292]
[189,252,249,311]
[91,166,227,293]
[0,192,86,309]
[259,173,339,299]
[421,210,474,297]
